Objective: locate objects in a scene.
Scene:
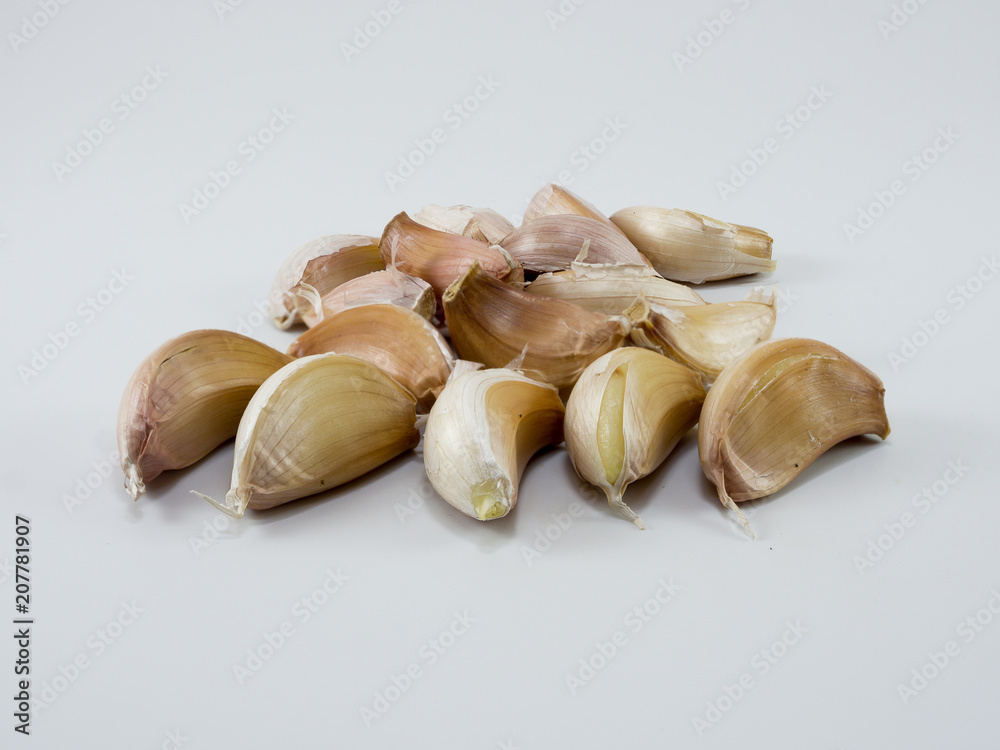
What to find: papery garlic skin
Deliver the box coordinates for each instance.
[698,338,890,536]
[523,183,617,229]
[565,348,705,528]
[414,204,514,245]
[500,215,650,273]
[527,262,705,313]
[424,369,565,521]
[117,330,293,500]
[195,354,419,518]
[297,267,435,327]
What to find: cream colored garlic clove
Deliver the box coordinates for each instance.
[194,353,419,518]
[117,330,294,500]
[424,368,565,521]
[500,214,650,273]
[626,287,777,383]
[610,207,774,283]
[443,261,629,391]
[523,183,618,229]
[269,235,383,329]
[565,348,705,528]
[698,338,890,537]
[287,303,456,412]
[413,204,514,245]
[296,267,435,327]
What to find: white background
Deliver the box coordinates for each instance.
[3,0,999,747]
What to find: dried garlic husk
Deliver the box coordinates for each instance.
[296,267,435,327]
[195,353,419,517]
[566,348,705,528]
[443,261,629,391]
[287,304,455,412]
[610,207,774,283]
[413,204,514,245]
[526,261,705,313]
[424,368,565,521]
[500,215,650,272]
[117,330,293,500]
[626,288,777,382]
[698,338,890,536]
[523,183,617,229]
[380,212,523,301]
[269,235,382,328]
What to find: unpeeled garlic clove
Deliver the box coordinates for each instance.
[526,261,705,314]
[194,353,419,518]
[269,235,383,329]
[296,267,435,327]
[117,330,293,500]
[287,303,456,412]
[565,348,705,528]
[424,368,565,521]
[499,214,650,273]
[698,338,890,536]
[626,288,777,382]
[379,212,523,302]
[413,204,514,245]
[443,261,630,391]
[523,183,618,230]
[609,207,774,283]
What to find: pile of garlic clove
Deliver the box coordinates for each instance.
[117,184,889,537]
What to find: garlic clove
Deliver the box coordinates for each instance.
[117,330,293,500]
[610,207,775,283]
[297,266,436,327]
[565,348,705,528]
[523,183,616,228]
[499,214,651,273]
[698,338,890,536]
[424,368,565,521]
[413,204,514,245]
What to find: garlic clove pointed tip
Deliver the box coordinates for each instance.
[191,490,247,519]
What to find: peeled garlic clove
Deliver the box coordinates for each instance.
[195,353,419,517]
[500,215,650,273]
[527,261,705,314]
[626,288,777,382]
[443,261,629,391]
[269,235,383,329]
[610,207,774,283]
[424,368,565,521]
[413,204,514,245]
[565,348,705,528]
[523,183,616,228]
[380,212,523,302]
[297,267,435,327]
[287,303,455,412]
[117,330,293,500]
[698,338,890,536]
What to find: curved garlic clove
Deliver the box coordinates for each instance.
[424,368,565,521]
[117,330,293,500]
[609,207,774,283]
[379,212,523,303]
[287,303,456,412]
[298,267,435,327]
[527,261,705,314]
[565,348,705,528]
[626,288,777,382]
[698,338,890,536]
[499,214,650,273]
[523,183,617,229]
[269,235,382,329]
[443,261,629,391]
[194,353,419,518]
[413,204,514,245]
